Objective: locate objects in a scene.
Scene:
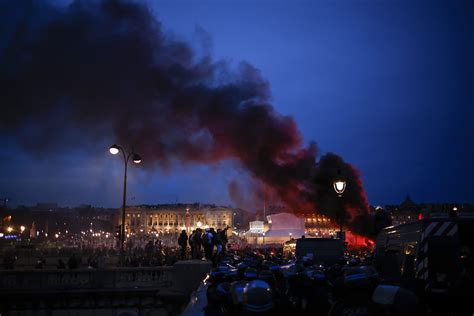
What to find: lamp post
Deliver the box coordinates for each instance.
[450,206,458,218]
[20,225,25,241]
[109,144,142,256]
[333,177,346,240]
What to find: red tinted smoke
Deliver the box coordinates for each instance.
[0,0,371,235]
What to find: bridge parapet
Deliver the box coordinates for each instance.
[0,267,173,291]
[0,262,211,315]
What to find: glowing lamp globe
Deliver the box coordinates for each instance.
[132,154,142,164]
[109,144,120,155]
[333,180,346,195]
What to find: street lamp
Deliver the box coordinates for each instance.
[333,175,346,240]
[333,180,346,197]
[20,226,25,233]
[109,143,142,255]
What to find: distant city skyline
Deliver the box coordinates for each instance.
[4,195,472,210]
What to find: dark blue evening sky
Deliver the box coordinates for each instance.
[1,0,473,208]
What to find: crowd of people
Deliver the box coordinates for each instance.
[184,248,463,316]
[178,227,230,263]
[2,228,470,315]
[1,236,181,269]
[0,227,235,269]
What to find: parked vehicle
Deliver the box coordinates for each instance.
[296,238,344,265]
[373,213,473,314]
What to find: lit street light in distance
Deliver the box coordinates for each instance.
[7,227,13,233]
[20,226,25,233]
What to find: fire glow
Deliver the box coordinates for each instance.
[345,230,374,249]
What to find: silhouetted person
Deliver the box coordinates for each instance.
[189,230,195,258]
[221,227,229,255]
[202,229,213,260]
[192,228,202,259]
[178,230,188,260]
[145,240,154,261]
[215,229,223,258]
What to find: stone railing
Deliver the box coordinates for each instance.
[0,266,173,291]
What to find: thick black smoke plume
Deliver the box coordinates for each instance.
[0,0,370,235]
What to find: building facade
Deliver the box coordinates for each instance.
[123,204,233,234]
[385,195,474,226]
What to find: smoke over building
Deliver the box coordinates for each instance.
[0,0,370,235]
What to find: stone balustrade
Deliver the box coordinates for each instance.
[0,261,211,315]
[0,266,173,291]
